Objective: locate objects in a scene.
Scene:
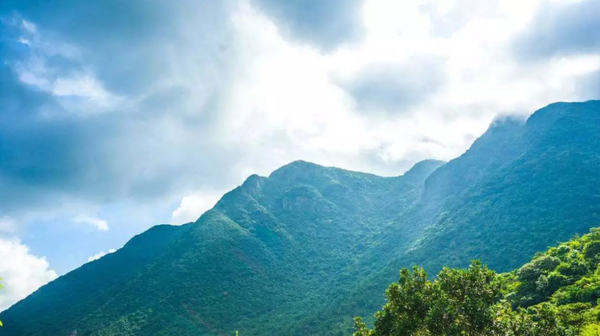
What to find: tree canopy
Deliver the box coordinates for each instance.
[356,229,600,336]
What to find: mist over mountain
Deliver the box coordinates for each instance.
[1,100,599,335]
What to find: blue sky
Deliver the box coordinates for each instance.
[0,0,599,311]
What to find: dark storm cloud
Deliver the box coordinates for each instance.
[0,64,239,215]
[513,0,600,60]
[251,0,365,50]
[0,66,99,210]
[0,0,243,216]
[338,59,447,114]
[0,0,236,96]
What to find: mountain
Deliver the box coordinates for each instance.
[0,159,445,336]
[319,100,600,329]
[1,100,599,335]
[407,100,600,272]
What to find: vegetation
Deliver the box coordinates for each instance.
[0,160,443,336]
[1,100,599,335]
[403,101,600,274]
[356,228,600,335]
[306,100,600,334]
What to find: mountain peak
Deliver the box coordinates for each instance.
[527,100,600,129]
[267,160,330,183]
[403,160,446,180]
[270,160,323,174]
[488,115,526,130]
[241,174,268,196]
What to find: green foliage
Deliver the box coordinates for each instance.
[510,228,600,308]
[356,262,522,336]
[358,228,600,335]
[581,324,600,336]
[506,229,600,335]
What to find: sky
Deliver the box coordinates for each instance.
[0,0,599,312]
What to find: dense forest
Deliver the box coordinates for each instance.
[1,100,599,335]
[356,228,600,335]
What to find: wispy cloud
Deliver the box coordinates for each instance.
[87,248,117,262]
[171,191,223,225]
[74,215,109,232]
[0,217,17,236]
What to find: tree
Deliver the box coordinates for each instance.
[354,261,571,336]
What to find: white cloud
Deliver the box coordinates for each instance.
[20,19,36,33]
[17,68,121,113]
[74,215,109,232]
[9,17,122,116]
[218,2,506,171]
[0,238,57,311]
[0,217,17,236]
[87,248,117,262]
[171,191,223,225]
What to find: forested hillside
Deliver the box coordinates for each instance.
[356,228,600,335]
[1,100,599,335]
[0,160,445,336]
[295,100,600,333]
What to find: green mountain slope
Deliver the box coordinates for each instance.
[356,227,600,335]
[312,101,600,332]
[1,100,599,336]
[0,160,444,336]
[408,101,600,272]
